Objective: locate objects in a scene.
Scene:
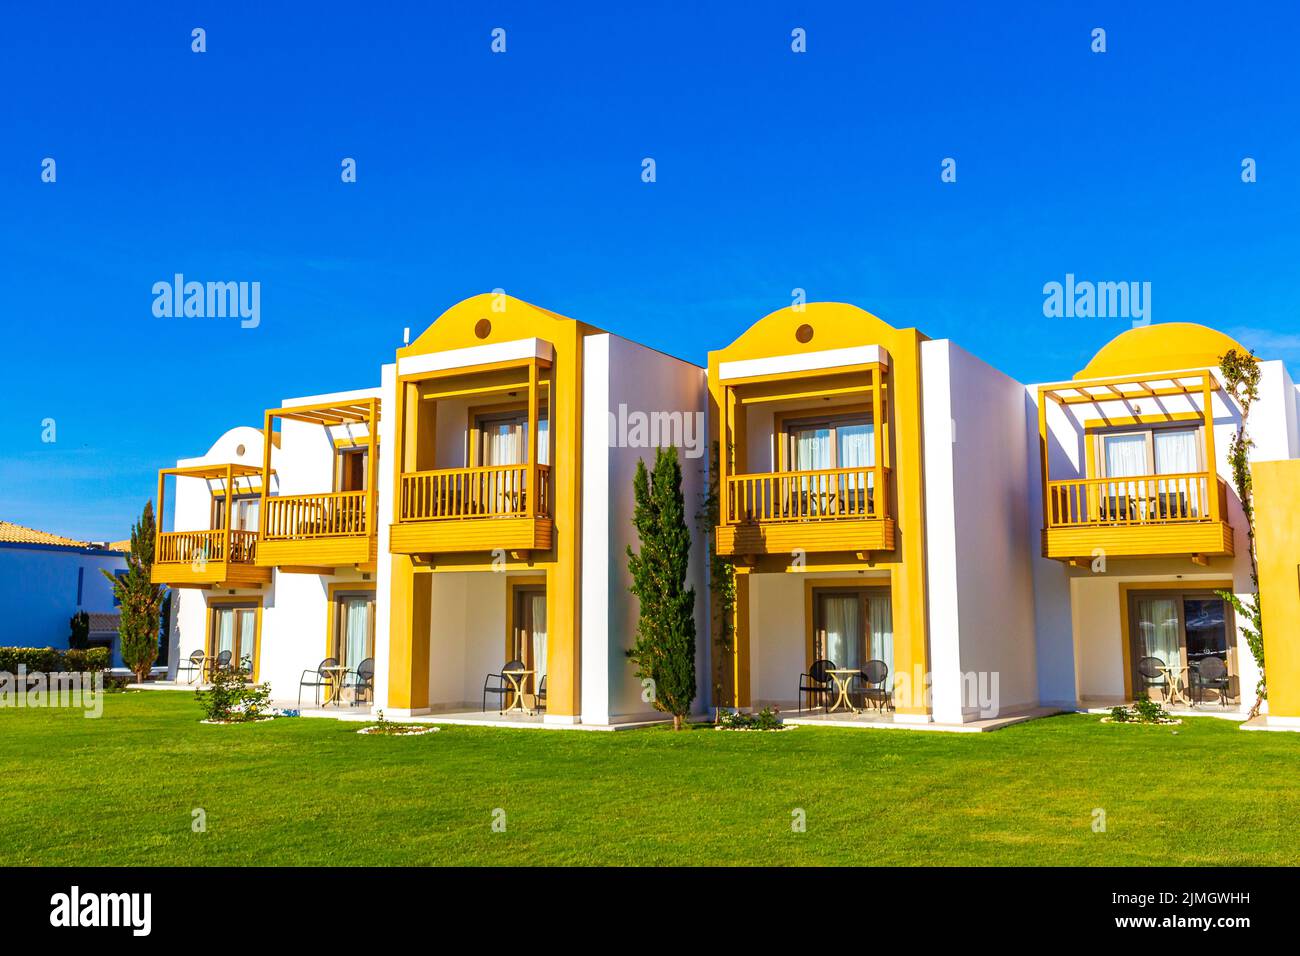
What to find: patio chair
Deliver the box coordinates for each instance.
[206,649,233,681]
[179,649,207,685]
[1189,656,1233,708]
[797,658,835,714]
[1136,655,1168,703]
[483,659,526,713]
[298,657,339,708]
[535,674,547,712]
[347,657,375,707]
[854,659,892,712]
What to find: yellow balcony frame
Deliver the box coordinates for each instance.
[152,463,273,589]
[1038,368,1234,563]
[257,398,381,574]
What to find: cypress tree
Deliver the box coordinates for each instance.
[104,501,165,684]
[627,447,697,730]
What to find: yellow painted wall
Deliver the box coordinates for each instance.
[1254,459,1300,718]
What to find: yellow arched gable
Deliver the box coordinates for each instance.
[399,293,602,358]
[1074,323,1250,380]
[710,302,923,364]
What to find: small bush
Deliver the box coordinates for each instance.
[196,669,272,723]
[716,706,786,731]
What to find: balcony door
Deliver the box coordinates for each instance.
[474,407,549,467]
[811,587,893,689]
[784,414,875,517]
[1128,590,1236,701]
[209,602,258,676]
[1099,426,1204,519]
[335,446,369,492]
[212,494,260,532]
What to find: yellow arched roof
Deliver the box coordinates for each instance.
[711,302,920,363]
[401,293,603,358]
[1075,323,1251,380]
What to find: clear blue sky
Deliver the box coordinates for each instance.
[3,2,1297,540]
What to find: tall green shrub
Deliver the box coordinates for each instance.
[68,610,90,650]
[626,447,698,730]
[103,502,165,684]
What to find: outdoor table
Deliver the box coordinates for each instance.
[825,668,861,714]
[501,669,536,716]
[1158,664,1191,707]
[321,665,350,707]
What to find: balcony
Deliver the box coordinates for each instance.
[1043,472,1233,561]
[153,528,270,589]
[1037,369,1235,564]
[257,491,377,571]
[152,463,273,589]
[717,465,895,557]
[254,398,381,573]
[391,463,553,554]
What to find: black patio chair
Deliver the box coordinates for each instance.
[535,674,547,712]
[179,649,207,685]
[483,659,526,713]
[1190,656,1233,708]
[347,657,375,707]
[797,658,835,714]
[854,659,892,712]
[298,657,339,708]
[206,649,233,681]
[1136,655,1168,703]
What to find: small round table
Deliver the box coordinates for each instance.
[501,669,536,716]
[1158,664,1191,707]
[321,665,350,707]
[825,669,861,714]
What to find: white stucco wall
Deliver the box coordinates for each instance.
[921,340,1039,722]
[0,544,126,659]
[581,333,709,724]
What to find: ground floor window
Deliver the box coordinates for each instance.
[811,587,893,688]
[1127,589,1236,701]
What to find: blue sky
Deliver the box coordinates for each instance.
[3,1,1297,540]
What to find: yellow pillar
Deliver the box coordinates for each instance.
[387,554,431,713]
[1253,460,1300,720]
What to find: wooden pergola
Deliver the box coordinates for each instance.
[155,463,267,542]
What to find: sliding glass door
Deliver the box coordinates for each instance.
[1128,590,1235,700]
[332,591,375,672]
[812,588,893,690]
[209,603,258,676]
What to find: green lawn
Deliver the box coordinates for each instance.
[1,691,1296,866]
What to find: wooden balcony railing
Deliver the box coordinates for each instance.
[262,491,369,540]
[1046,472,1227,528]
[725,466,890,523]
[155,529,259,565]
[399,464,551,522]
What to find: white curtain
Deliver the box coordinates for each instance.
[536,417,549,465]
[868,595,894,692]
[529,594,547,688]
[216,609,234,657]
[794,427,833,471]
[822,595,862,670]
[1134,597,1181,677]
[344,598,370,670]
[1154,430,1197,475]
[239,498,260,532]
[837,423,875,511]
[486,422,521,466]
[1105,434,1149,477]
[237,609,256,672]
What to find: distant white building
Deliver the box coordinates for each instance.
[0,521,128,665]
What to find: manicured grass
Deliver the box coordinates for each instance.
[1,692,1296,866]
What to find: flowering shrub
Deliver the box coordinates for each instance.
[196,669,272,723]
[1107,699,1177,724]
[716,706,786,731]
